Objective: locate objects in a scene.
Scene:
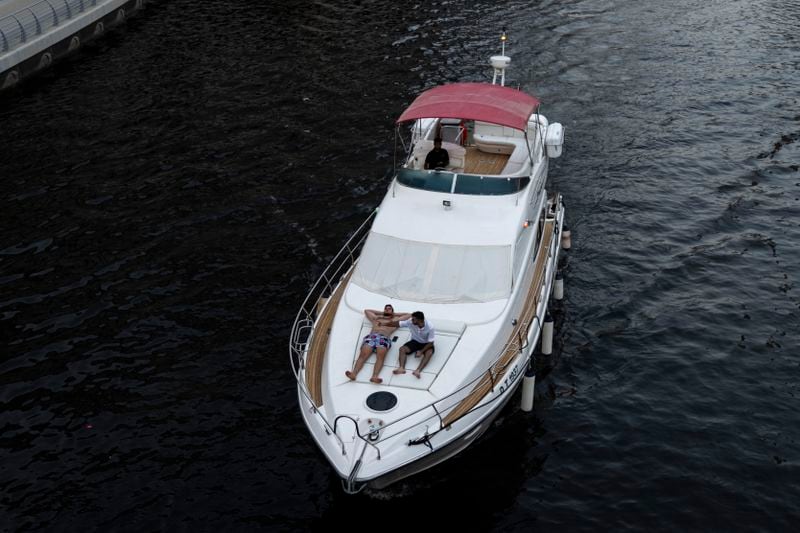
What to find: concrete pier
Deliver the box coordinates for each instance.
[0,0,144,89]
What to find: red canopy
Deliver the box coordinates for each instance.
[396,82,540,131]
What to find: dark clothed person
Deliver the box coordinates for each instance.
[424,138,449,170]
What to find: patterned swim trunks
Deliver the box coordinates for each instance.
[363,333,391,349]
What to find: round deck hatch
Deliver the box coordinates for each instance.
[366,391,397,412]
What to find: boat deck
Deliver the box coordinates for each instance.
[463,146,510,175]
[305,270,353,407]
[303,217,556,418]
[442,217,555,427]
[345,319,465,389]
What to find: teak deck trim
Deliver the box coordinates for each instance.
[442,219,555,427]
[305,269,353,407]
[464,146,510,175]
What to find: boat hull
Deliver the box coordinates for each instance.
[363,373,525,491]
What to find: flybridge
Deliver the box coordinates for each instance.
[396,33,563,178]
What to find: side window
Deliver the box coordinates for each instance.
[512,228,530,282]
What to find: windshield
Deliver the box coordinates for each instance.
[352,232,512,303]
[396,168,455,192]
[396,168,529,195]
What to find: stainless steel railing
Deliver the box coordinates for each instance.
[289,209,377,385]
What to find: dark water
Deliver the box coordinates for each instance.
[2,0,799,530]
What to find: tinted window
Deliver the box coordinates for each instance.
[454,174,530,195]
[396,168,454,193]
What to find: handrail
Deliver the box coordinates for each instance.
[289,210,378,402]
[11,15,26,43]
[289,196,564,457]
[44,0,59,26]
[333,415,382,460]
[30,9,42,35]
[0,0,110,55]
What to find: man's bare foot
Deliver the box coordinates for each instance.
[393,368,406,374]
[412,370,421,378]
[345,371,356,380]
[370,376,383,384]
[414,352,421,358]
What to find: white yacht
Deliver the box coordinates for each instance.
[290,36,567,493]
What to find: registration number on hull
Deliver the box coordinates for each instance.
[498,362,522,394]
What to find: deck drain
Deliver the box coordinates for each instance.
[365,391,397,412]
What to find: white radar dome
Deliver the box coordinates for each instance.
[490,55,511,69]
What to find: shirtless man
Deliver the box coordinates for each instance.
[346,304,411,384]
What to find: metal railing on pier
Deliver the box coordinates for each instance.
[0,0,99,54]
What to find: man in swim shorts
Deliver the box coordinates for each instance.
[345,304,411,384]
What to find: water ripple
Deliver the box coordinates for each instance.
[1,0,800,530]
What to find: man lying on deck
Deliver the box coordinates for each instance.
[346,305,411,384]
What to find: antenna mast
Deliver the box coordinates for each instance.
[490,29,511,86]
